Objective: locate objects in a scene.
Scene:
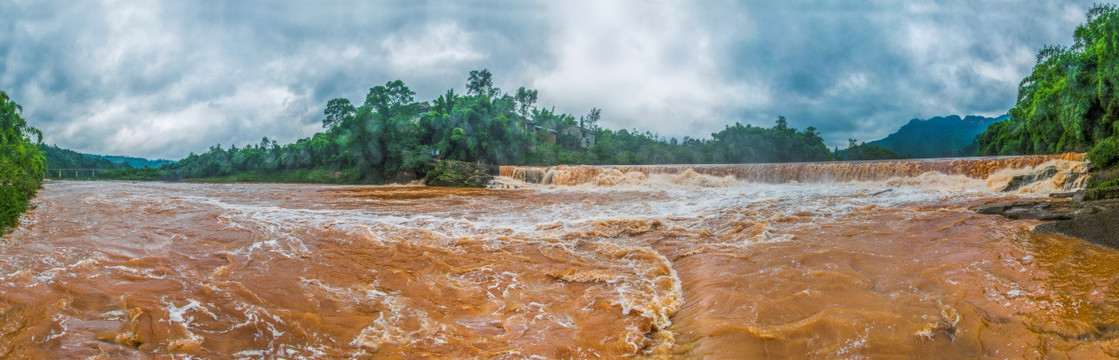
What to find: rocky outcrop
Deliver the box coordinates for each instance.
[1001,165,1060,192]
[1035,205,1119,248]
[1081,187,1119,201]
[975,201,1099,221]
[976,195,1119,249]
[1048,186,1119,201]
[423,160,497,188]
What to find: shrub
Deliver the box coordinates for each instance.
[1088,136,1119,170]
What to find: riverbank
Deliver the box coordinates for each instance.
[975,188,1119,248]
[1035,205,1119,248]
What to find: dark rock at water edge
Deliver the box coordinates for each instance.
[1035,205,1119,249]
[975,201,1087,221]
[1048,186,1119,201]
[1082,187,1119,201]
[977,196,1119,249]
[423,160,497,188]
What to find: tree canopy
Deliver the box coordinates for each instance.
[167,70,835,182]
[977,4,1119,170]
[0,89,46,232]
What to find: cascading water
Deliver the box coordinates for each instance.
[499,153,1088,191]
[1,154,1116,358]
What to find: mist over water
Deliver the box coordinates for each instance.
[2,155,1118,358]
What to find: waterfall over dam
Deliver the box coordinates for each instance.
[499,153,1089,193]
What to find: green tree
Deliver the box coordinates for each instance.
[366,80,416,116]
[466,69,497,97]
[165,70,836,184]
[977,4,1119,170]
[582,108,602,130]
[322,98,356,129]
[514,86,538,118]
[0,89,46,232]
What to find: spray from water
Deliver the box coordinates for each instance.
[498,154,1089,195]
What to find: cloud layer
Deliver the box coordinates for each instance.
[0,1,1103,159]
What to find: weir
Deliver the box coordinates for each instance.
[499,153,1087,187]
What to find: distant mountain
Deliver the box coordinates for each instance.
[867,115,1008,158]
[39,144,173,169]
[87,155,173,168]
[39,144,125,169]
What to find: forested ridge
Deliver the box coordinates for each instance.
[978,4,1119,173]
[39,145,166,181]
[40,144,127,170]
[0,90,45,233]
[871,115,1006,158]
[166,70,833,183]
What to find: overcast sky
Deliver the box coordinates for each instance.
[0,1,1105,159]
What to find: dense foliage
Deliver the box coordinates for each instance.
[977,4,1119,170]
[167,71,832,182]
[834,139,905,161]
[87,155,172,169]
[39,144,173,180]
[1089,136,1119,170]
[0,90,46,233]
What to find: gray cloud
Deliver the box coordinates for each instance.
[0,0,1107,158]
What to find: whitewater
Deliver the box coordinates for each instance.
[1,154,1117,358]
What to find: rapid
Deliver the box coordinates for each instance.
[2,154,1118,358]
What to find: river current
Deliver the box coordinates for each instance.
[2,155,1118,358]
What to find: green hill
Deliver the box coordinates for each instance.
[39,144,126,169]
[868,115,1007,158]
[87,155,173,168]
[40,144,173,169]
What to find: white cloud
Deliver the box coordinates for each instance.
[54,83,317,158]
[530,0,769,138]
[383,23,484,76]
[0,0,1107,157]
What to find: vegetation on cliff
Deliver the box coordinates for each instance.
[0,90,45,233]
[977,4,1119,172]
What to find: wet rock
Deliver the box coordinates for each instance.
[1002,165,1059,192]
[1035,206,1119,249]
[976,200,1084,220]
[1050,191,1079,199]
[1082,187,1119,201]
[423,160,496,188]
[977,204,1013,215]
[977,190,1119,249]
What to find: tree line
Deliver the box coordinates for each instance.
[0,90,46,233]
[166,69,834,182]
[977,4,1119,172]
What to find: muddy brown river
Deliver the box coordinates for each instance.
[2,155,1118,358]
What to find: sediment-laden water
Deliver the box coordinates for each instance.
[2,154,1118,358]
